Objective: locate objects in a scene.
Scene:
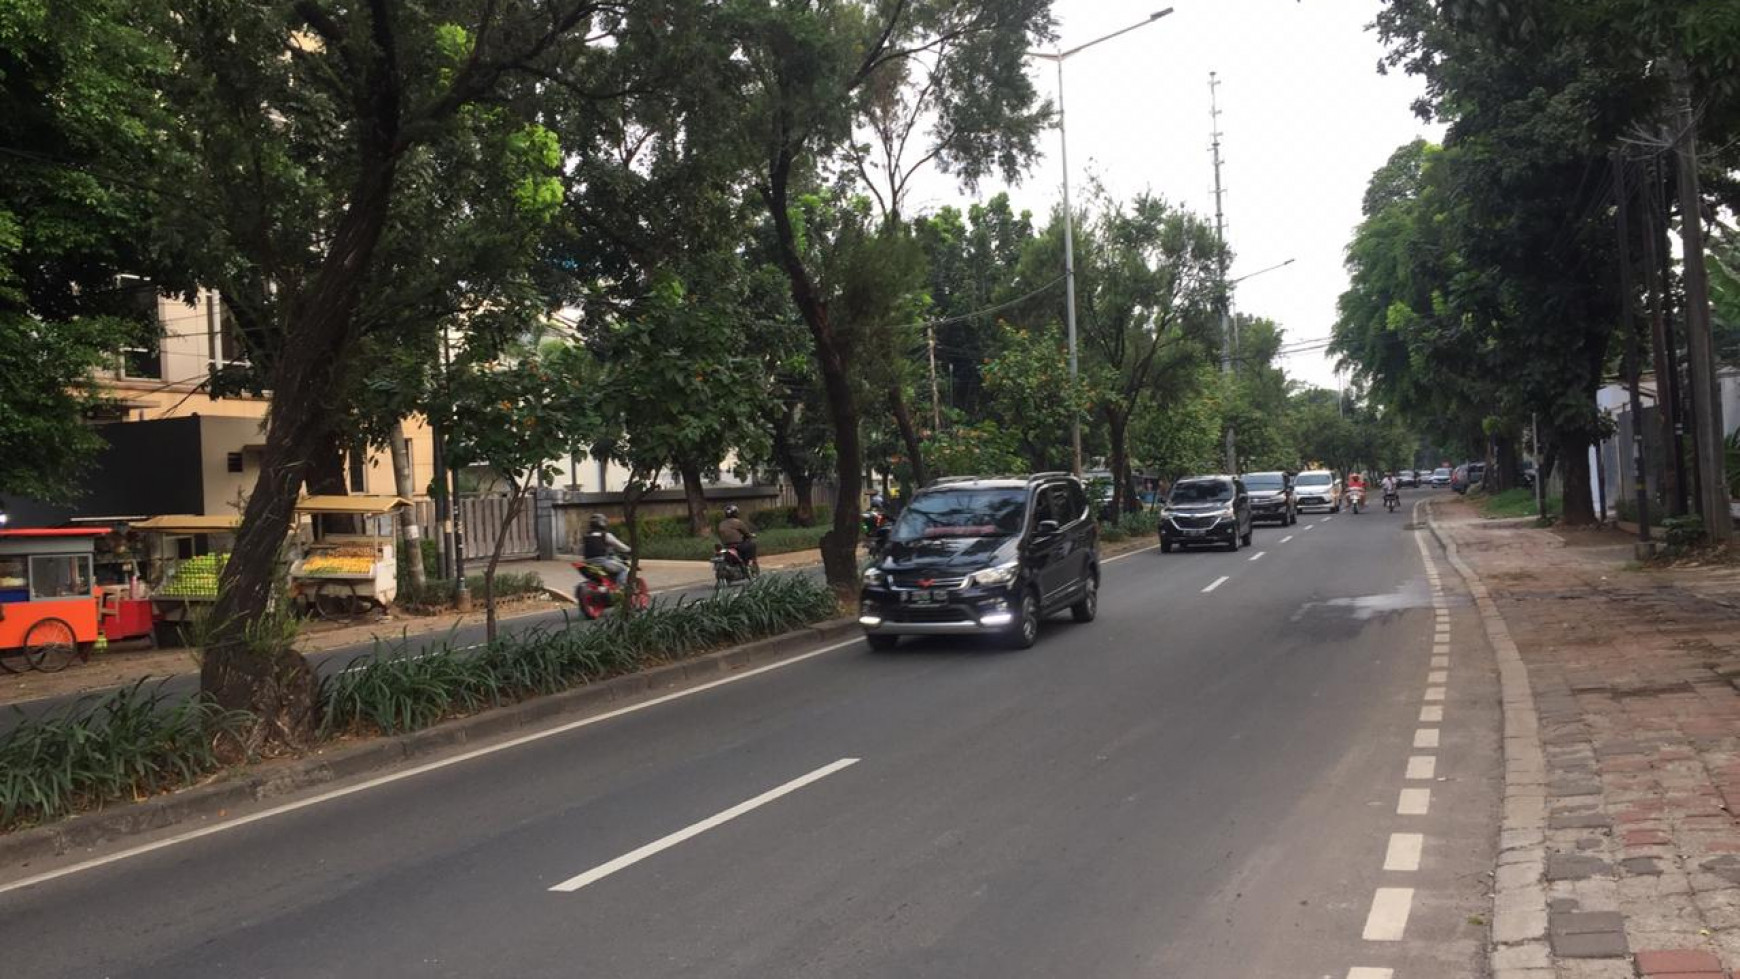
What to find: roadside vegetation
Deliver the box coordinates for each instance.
[0,577,839,833]
[1479,489,1560,521]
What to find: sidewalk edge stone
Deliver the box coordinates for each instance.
[1424,503,1556,970]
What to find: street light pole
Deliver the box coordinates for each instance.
[1030,8,1174,476]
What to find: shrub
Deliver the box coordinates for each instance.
[396,572,546,613]
[322,575,840,737]
[1663,514,1706,552]
[1098,509,1155,543]
[0,681,252,831]
[636,526,827,561]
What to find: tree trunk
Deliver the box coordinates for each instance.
[677,457,709,536]
[790,474,815,526]
[481,481,527,643]
[1559,438,1596,526]
[766,162,860,594]
[389,419,425,588]
[204,149,401,747]
[890,387,928,488]
[1492,433,1518,493]
[1106,409,1130,516]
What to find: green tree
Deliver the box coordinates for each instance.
[723,0,1055,591]
[440,344,597,641]
[978,326,1088,471]
[0,0,178,500]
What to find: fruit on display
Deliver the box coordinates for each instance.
[158,553,229,598]
[300,554,374,576]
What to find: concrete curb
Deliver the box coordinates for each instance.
[1424,503,1553,978]
[0,616,858,868]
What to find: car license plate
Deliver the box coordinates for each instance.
[1183,528,1204,536]
[904,590,941,604]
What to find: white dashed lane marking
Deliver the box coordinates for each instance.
[1362,887,1415,941]
[1384,832,1424,872]
[1201,576,1230,594]
[1406,755,1437,780]
[1424,686,1446,702]
[1397,788,1431,815]
[1413,728,1440,749]
[1348,969,1395,979]
[1419,705,1443,723]
[1279,535,1294,543]
[1248,551,1266,562]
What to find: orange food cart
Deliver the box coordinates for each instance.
[0,528,104,673]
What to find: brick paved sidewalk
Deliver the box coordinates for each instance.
[1435,500,1740,978]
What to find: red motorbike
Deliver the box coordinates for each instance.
[571,561,651,620]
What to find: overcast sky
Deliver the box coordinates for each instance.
[909,0,1444,392]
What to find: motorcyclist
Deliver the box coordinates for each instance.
[1346,471,1367,510]
[716,504,757,565]
[1381,471,1399,500]
[580,513,631,588]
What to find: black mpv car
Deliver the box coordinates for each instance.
[1159,476,1254,552]
[858,474,1100,651]
[1242,470,1297,526]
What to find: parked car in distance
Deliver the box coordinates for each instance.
[1293,469,1342,512]
[1159,476,1253,553]
[1467,462,1486,489]
[1242,471,1296,526]
[1399,469,1420,488]
[1430,467,1452,487]
[1450,464,1470,494]
[858,473,1099,651]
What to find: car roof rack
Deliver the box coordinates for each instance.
[922,471,1076,489]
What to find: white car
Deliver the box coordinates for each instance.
[1293,470,1342,512]
[1430,467,1452,487]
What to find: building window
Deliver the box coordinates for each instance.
[209,293,248,371]
[349,445,368,492]
[117,284,163,380]
[227,452,244,473]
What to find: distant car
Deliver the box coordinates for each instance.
[1451,464,1470,494]
[1399,469,1420,488]
[1430,467,1452,488]
[1294,469,1342,512]
[1467,462,1486,489]
[1159,476,1254,553]
[1242,471,1297,526]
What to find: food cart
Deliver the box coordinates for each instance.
[134,514,242,646]
[289,495,407,618]
[0,529,105,673]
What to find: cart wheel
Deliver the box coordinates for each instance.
[26,617,80,673]
[0,641,28,674]
[313,580,356,619]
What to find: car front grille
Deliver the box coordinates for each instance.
[890,607,973,624]
[889,573,969,590]
[1169,514,1221,530]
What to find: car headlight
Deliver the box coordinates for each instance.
[1209,507,1235,521]
[969,562,1019,588]
[862,567,885,586]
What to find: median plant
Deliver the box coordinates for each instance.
[0,681,253,831]
[321,574,839,737]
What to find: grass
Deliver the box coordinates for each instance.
[1098,509,1158,542]
[0,681,253,832]
[396,571,547,612]
[1,575,841,832]
[635,526,829,561]
[1479,488,1560,520]
[320,574,839,737]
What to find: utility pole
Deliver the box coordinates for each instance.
[1641,154,1688,516]
[1613,153,1653,552]
[927,323,943,431]
[1671,66,1733,541]
[1211,71,1235,474]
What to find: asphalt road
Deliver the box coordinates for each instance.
[0,491,1501,978]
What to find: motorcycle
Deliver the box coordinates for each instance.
[571,560,651,620]
[711,538,760,590]
[1384,490,1400,513]
[861,507,891,554]
[1347,486,1366,514]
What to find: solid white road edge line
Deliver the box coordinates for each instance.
[549,758,859,893]
[0,636,867,898]
[1102,544,1160,564]
[1362,887,1415,941]
[1384,832,1424,872]
[1202,575,1230,594]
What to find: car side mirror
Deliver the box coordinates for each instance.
[1036,519,1060,536]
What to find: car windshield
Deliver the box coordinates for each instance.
[1296,473,1332,487]
[1434,468,1451,477]
[890,488,1026,540]
[1243,473,1285,490]
[1169,480,1235,504]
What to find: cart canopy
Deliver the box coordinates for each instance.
[129,515,242,534]
[295,495,411,516]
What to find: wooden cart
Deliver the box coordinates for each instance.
[133,514,242,647]
[290,495,408,618]
[0,529,106,673]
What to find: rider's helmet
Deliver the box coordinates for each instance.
[588,513,608,531]
[723,504,739,518]
[869,494,885,509]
